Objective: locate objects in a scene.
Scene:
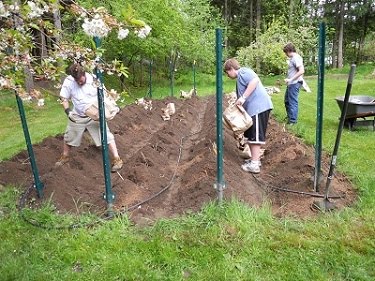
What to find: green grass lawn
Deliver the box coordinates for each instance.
[1,66,375,280]
[0,93,66,161]
[269,71,375,209]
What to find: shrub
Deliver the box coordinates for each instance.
[236,19,317,75]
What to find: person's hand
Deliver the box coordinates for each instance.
[236,96,246,106]
[284,78,291,84]
[64,108,76,123]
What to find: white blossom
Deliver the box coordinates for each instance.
[43,57,56,63]
[14,41,22,55]
[57,51,68,60]
[117,28,129,40]
[22,96,32,102]
[82,14,110,38]
[27,1,47,19]
[16,25,26,32]
[37,99,45,107]
[9,4,20,12]
[0,77,10,88]
[135,25,151,39]
[0,2,10,18]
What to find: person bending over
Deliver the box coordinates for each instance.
[55,63,123,172]
[224,58,273,174]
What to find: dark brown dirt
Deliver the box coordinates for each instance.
[0,95,356,223]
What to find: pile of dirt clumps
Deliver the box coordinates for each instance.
[0,95,356,223]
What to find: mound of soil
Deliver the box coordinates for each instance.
[0,96,356,223]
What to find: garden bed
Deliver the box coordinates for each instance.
[0,96,356,224]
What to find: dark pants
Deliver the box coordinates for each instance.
[284,82,302,123]
[244,109,271,144]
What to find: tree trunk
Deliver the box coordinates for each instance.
[249,0,253,43]
[288,0,295,28]
[40,29,48,59]
[255,0,261,72]
[53,1,62,42]
[224,0,229,50]
[14,0,34,92]
[356,0,370,64]
[53,1,64,84]
[24,67,35,92]
[332,29,338,68]
[337,0,344,68]
[331,0,340,68]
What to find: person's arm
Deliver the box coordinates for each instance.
[60,80,76,121]
[236,77,259,105]
[60,97,70,111]
[60,97,75,122]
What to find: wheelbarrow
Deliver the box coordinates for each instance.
[335,95,375,130]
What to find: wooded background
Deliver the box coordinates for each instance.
[2,0,375,90]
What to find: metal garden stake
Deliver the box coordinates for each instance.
[94,36,115,216]
[314,22,326,192]
[312,64,356,212]
[15,93,44,198]
[193,60,197,96]
[214,28,225,203]
[170,59,174,97]
[148,60,152,98]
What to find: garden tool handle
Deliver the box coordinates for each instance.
[324,64,356,199]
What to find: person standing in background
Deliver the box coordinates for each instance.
[283,43,305,125]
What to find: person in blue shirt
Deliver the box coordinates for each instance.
[224,58,273,174]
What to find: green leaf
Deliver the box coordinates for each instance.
[129,19,145,27]
[121,4,135,21]
[28,23,41,31]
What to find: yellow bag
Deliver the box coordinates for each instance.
[223,104,253,134]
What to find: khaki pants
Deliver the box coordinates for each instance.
[64,116,114,147]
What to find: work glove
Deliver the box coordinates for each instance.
[64,108,76,123]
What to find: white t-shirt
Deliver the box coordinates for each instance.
[60,73,98,116]
[287,53,304,85]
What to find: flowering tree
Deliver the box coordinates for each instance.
[82,0,222,87]
[0,0,151,101]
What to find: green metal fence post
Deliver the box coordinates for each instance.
[215,28,225,203]
[314,22,326,192]
[193,60,197,96]
[170,59,174,97]
[15,93,44,198]
[93,36,115,215]
[148,60,152,98]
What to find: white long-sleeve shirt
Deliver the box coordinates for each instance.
[60,73,98,116]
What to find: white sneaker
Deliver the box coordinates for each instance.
[241,161,260,174]
[244,159,261,167]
